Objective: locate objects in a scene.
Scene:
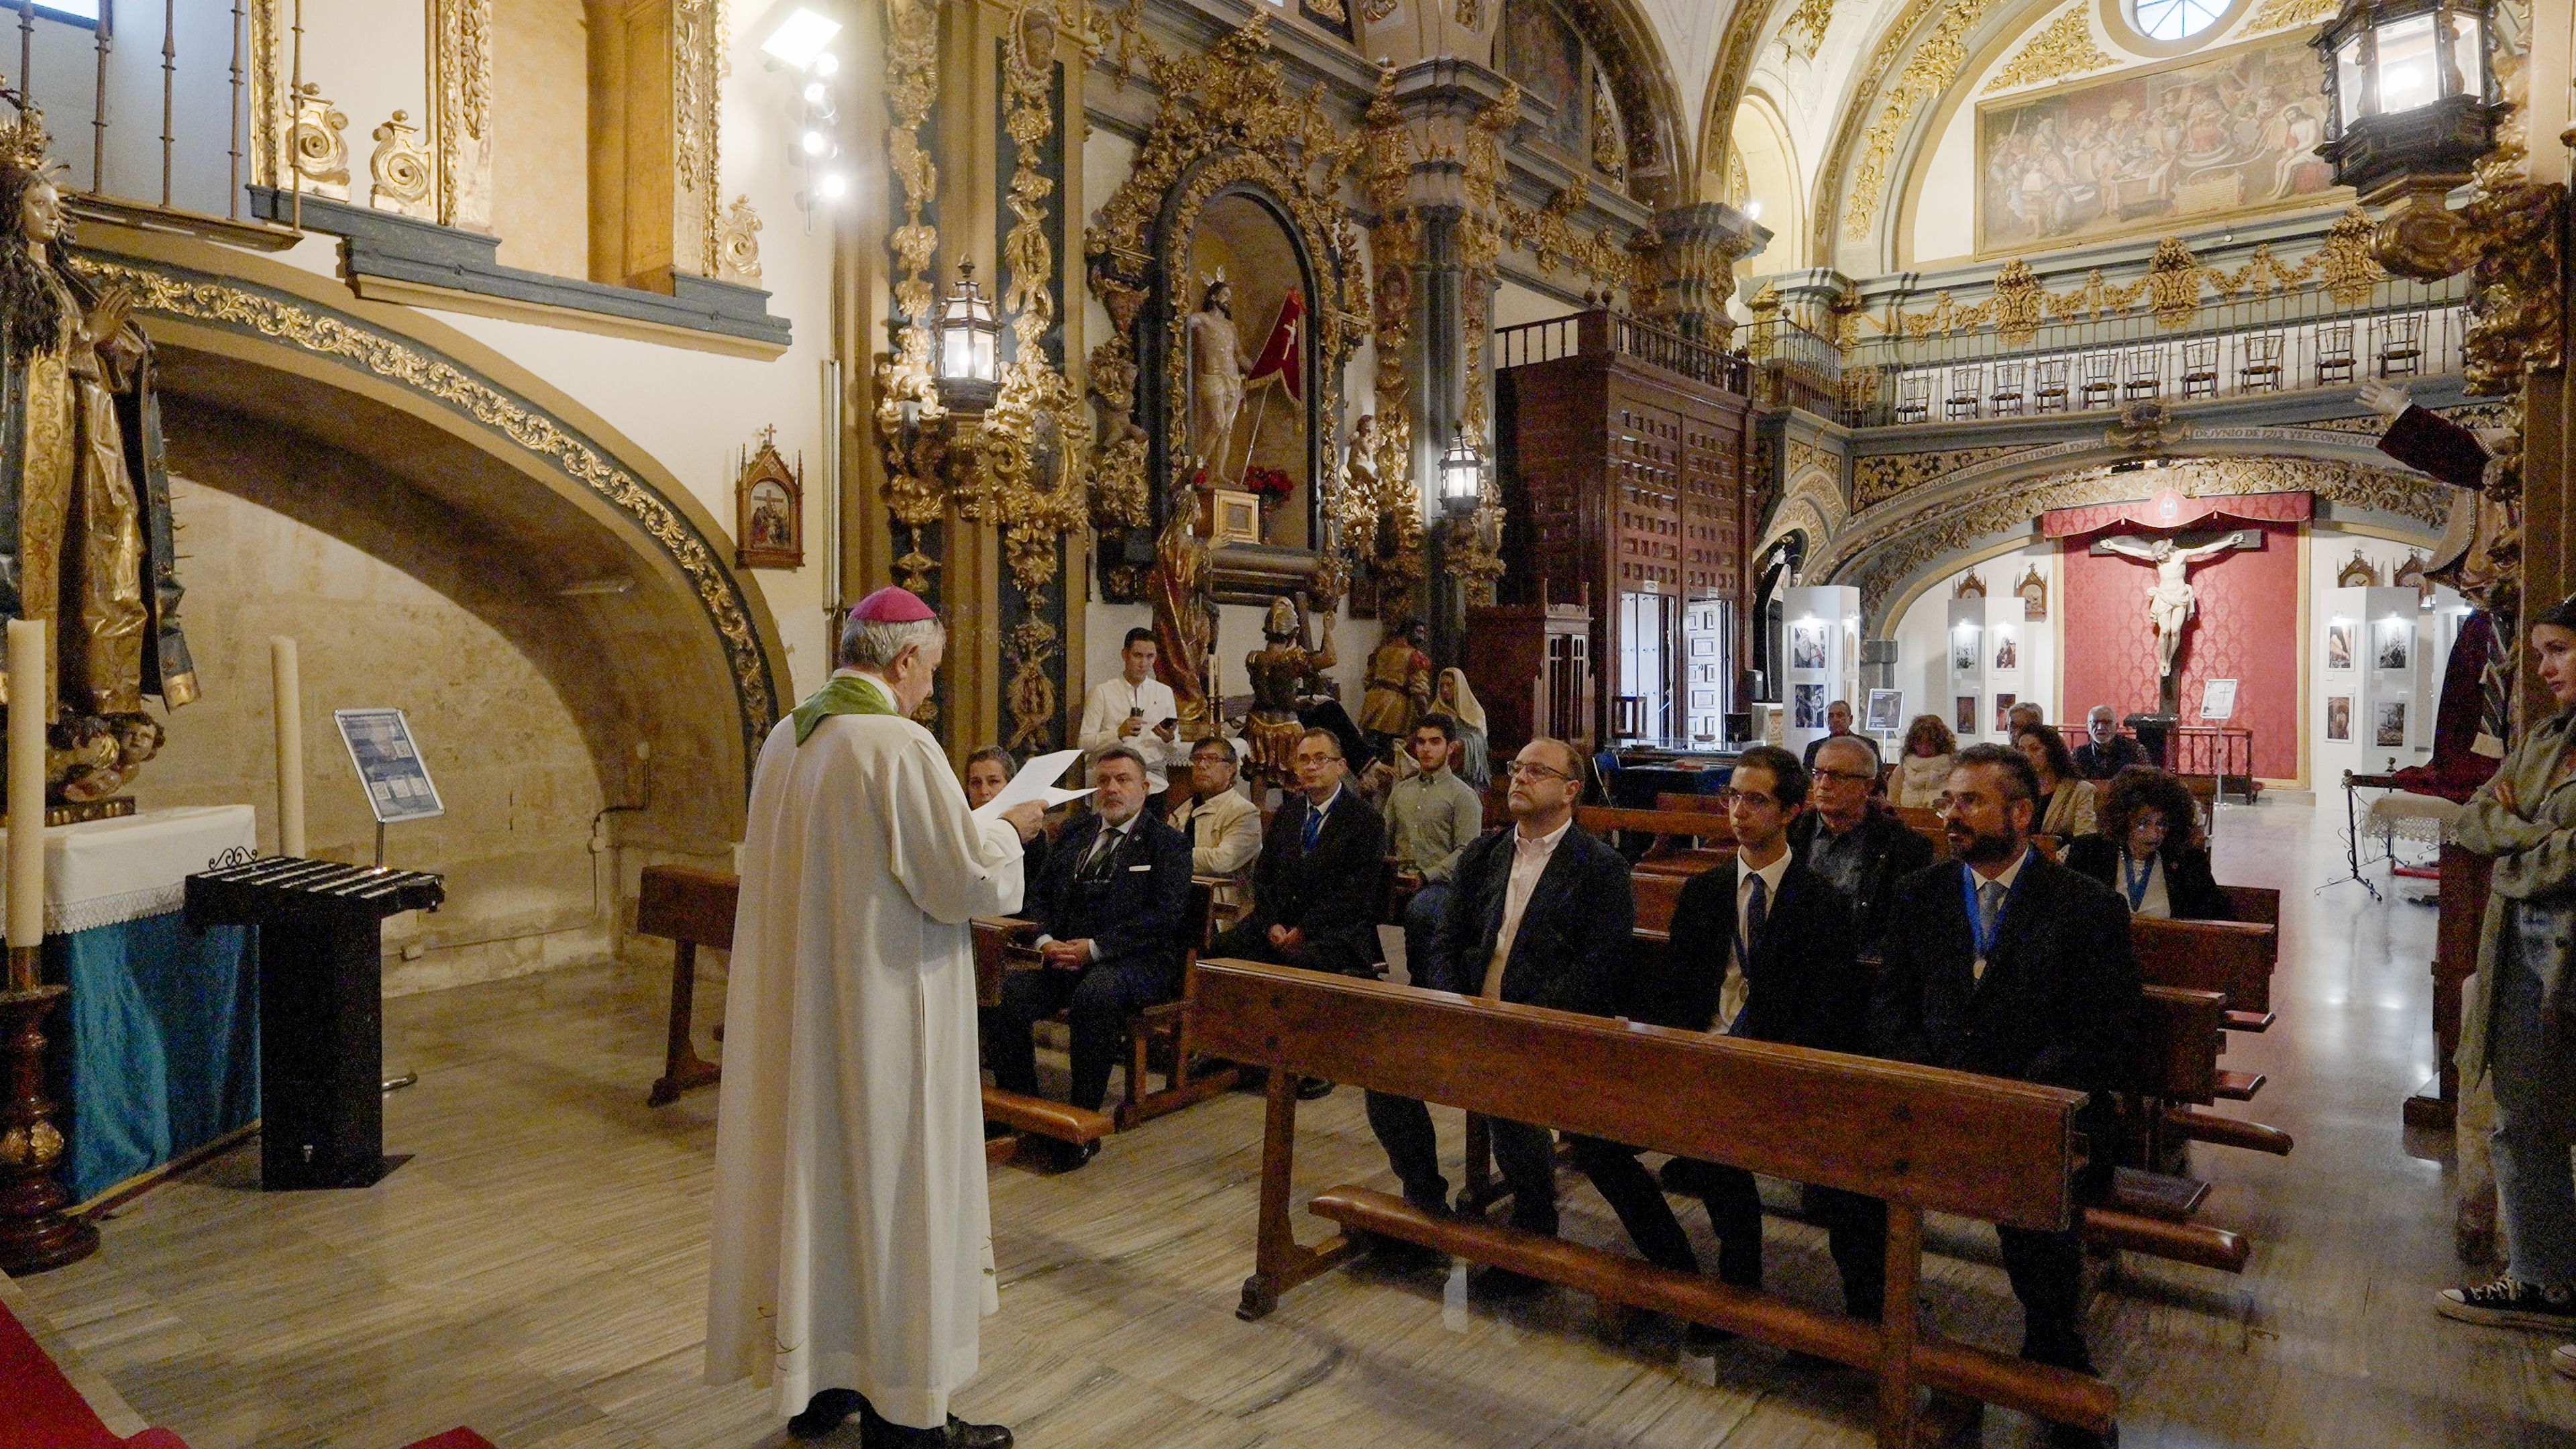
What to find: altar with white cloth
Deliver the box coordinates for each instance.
[4,806,262,1203]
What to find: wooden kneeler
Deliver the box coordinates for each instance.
[1192,959,2118,1447]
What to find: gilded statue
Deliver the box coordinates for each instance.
[1244,596,1332,784]
[1358,618,1432,759]
[1,95,195,807]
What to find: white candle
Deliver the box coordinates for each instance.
[273,635,305,858]
[8,618,46,956]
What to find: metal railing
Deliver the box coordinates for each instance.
[1496,309,1752,396]
[1746,267,2473,429]
[18,0,283,229]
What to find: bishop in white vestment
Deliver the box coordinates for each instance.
[706,587,1041,1447]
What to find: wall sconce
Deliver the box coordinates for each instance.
[2312,0,2502,278]
[1438,430,1485,517]
[937,261,1002,415]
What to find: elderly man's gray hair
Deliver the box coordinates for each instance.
[1093,743,1150,779]
[839,612,944,669]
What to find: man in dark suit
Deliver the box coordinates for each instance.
[1788,734,1934,943]
[1208,727,1386,978]
[1800,698,1882,772]
[1659,746,1878,1318]
[2072,706,2152,781]
[1363,737,1700,1293]
[1862,744,2139,1445]
[981,745,1194,1148]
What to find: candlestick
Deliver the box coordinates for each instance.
[7,619,43,986]
[272,636,305,857]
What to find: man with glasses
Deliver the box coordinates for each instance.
[1208,727,1385,981]
[1167,735,1261,914]
[1385,713,1485,983]
[1658,747,1877,1328]
[1801,698,1881,772]
[2072,705,2150,781]
[1364,738,1699,1296]
[1787,735,1933,943]
[1860,744,2139,1447]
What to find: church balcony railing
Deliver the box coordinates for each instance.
[17,0,301,250]
[1495,308,1753,396]
[1743,264,2471,430]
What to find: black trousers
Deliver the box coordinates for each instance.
[1674,1163,1891,1315]
[1208,917,1373,978]
[980,961,1171,1113]
[1362,1092,1699,1275]
[1831,1199,2092,1372]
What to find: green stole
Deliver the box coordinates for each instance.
[790,672,902,744]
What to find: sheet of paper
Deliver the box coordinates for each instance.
[971,748,1092,823]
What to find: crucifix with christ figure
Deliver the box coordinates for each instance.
[2090,529,2261,714]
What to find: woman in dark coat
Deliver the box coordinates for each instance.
[2064,765,2232,920]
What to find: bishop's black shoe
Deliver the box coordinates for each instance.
[864,1414,1015,1448]
[787,1388,869,1439]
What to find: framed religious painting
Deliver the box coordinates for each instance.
[2375,619,2411,672]
[2326,622,2354,671]
[1993,631,2019,672]
[2375,702,2408,748]
[1955,694,1978,735]
[1993,693,2017,734]
[2326,695,2351,741]
[1790,623,1827,671]
[1793,683,1827,729]
[734,427,804,570]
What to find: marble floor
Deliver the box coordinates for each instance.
[17,800,2576,1448]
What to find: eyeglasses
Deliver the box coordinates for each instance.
[1715,789,1779,808]
[1503,761,1573,783]
[1813,769,1875,785]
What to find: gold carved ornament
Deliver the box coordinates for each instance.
[1360,69,1426,614]
[716,195,762,282]
[1783,0,1835,57]
[1806,0,1945,260]
[1982,5,2115,95]
[430,0,493,231]
[1697,0,1782,199]
[676,0,729,276]
[2247,0,2339,30]
[876,0,947,592]
[1494,174,1648,301]
[68,255,778,763]
[368,111,431,218]
[1083,13,1371,546]
[288,85,349,199]
[1844,0,2000,242]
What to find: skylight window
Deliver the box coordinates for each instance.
[2133,0,2227,41]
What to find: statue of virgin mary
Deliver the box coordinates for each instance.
[0,95,194,806]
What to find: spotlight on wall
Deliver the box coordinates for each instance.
[816,172,849,199]
[761,8,843,70]
[1743,199,1763,220]
[800,130,835,158]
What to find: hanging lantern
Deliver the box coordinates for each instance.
[2312,0,2501,276]
[936,260,1001,413]
[1438,430,1485,517]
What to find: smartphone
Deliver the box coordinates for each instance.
[1158,716,1178,729]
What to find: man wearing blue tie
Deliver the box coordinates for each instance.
[1208,727,1386,979]
[1861,743,2139,1448]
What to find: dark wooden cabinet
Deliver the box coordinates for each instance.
[1464,598,1595,761]
[1496,311,1754,748]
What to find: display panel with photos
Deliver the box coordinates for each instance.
[1955,694,1978,734]
[2326,622,2353,671]
[2375,619,2410,672]
[1794,683,1827,729]
[1865,688,1904,733]
[1790,623,1827,671]
[2326,694,2351,741]
[2375,701,2407,747]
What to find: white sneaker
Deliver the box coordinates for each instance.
[2555,1344,2576,1381]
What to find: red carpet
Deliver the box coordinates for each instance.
[3,1290,490,1449]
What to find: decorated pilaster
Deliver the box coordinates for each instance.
[1640,201,1766,347]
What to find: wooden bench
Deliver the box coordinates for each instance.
[2132,916,2277,1036]
[1191,959,2118,1447]
[637,864,737,1107]
[1575,805,1734,877]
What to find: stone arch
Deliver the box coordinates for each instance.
[74,225,788,847]
[1498,0,1692,207]
[1727,89,1805,270]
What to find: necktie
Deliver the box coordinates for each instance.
[1083,826,1122,878]
[1303,803,1324,851]
[1974,878,2005,979]
[1741,873,1769,965]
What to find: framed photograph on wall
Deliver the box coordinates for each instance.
[1955,694,1978,735]
[2375,701,2408,747]
[1790,624,1827,671]
[2376,619,2410,672]
[1993,693,2017,733]
[733,428,804,570]
[1993,633,2019,672]
[2326,695,2351,741]
[1865,688,1904,733]
[1793,683,1827,729]
[1951,631,1979,672]
[2326,622,2354,671]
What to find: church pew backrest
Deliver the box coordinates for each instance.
[1575,805,1737,843]
[2130,916,2275,1015]
[635,865,737,953]
[1654,792,1728,814]
[1633,871,1688,939]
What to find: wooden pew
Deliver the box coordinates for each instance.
[1575,805,1734,877]
[1194,959,2118,1446]
[637,865,737,1106]
[2132,916,2277,1036]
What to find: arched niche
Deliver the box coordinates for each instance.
[1173,185,1322,556]
[1729,91,1804,272]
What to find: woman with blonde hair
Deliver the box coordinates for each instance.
[1435,667,1491,787]
[1894,714,1956,809]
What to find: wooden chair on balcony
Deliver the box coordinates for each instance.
[2378,313,2425,377]
[2035,357,2070,413]
[2121,347,2163,401]
[1894,372,1931,423]
[1945,364,1986,421]
[2078,352,2118,408]
[1990,360,2027,417]
[2180,338,2219,399]
[2239,331,2285,392]
[2317,323,2357,384]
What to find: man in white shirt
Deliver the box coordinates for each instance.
[1167,735,1261,913]
[1079,627,1181,792]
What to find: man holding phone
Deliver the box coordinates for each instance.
[1079,627,1182,792]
